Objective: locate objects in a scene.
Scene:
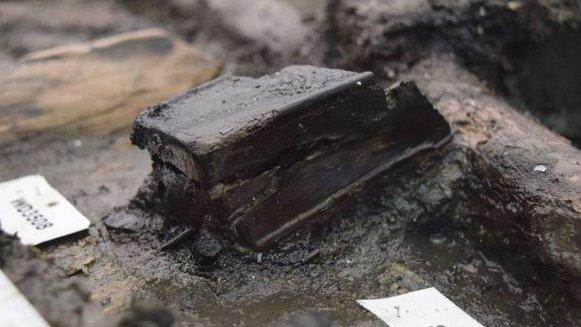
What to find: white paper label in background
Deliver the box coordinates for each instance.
[0,269,50,327]
[358,287,483,327]
[0,175,90,245]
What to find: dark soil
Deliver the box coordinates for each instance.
[0,231,100,327]
[329,0,581,145]
[102,144,581,326]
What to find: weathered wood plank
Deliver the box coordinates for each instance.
[402,55,581,299]
[0,28,221,144]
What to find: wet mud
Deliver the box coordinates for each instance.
[101,145,581,326]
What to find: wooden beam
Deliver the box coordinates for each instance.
[128,66,451,249]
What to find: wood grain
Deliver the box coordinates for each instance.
[0,28,221,144]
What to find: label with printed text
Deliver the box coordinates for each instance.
[0,175,90,245]
[358,288,483,327]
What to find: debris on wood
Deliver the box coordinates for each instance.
[64,256,97,277]
[131,65,451,249]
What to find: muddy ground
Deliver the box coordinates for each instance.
[1,0,580,326]
[4,125,579,326]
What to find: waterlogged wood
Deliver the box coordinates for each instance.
[402,55,581,299]
[330,0,581,300]
[131,66,451,249]
[0,28,221,144]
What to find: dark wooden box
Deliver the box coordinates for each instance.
[132,66,451,249]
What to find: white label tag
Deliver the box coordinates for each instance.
[0,269,50,327]
[0,175,90,245]
[358,287,483,327]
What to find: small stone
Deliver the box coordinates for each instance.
[103,209,145,233]
[64,256,97,277]
[196,227,223,259]
[430,233,447,245]
[479,7,487,17]
[533,164,547,173]
[507,1,522,11]
[462,263,478,274]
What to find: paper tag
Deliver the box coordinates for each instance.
[0,269,50,327]
[358,287,483,327]
[0,175,90,245]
